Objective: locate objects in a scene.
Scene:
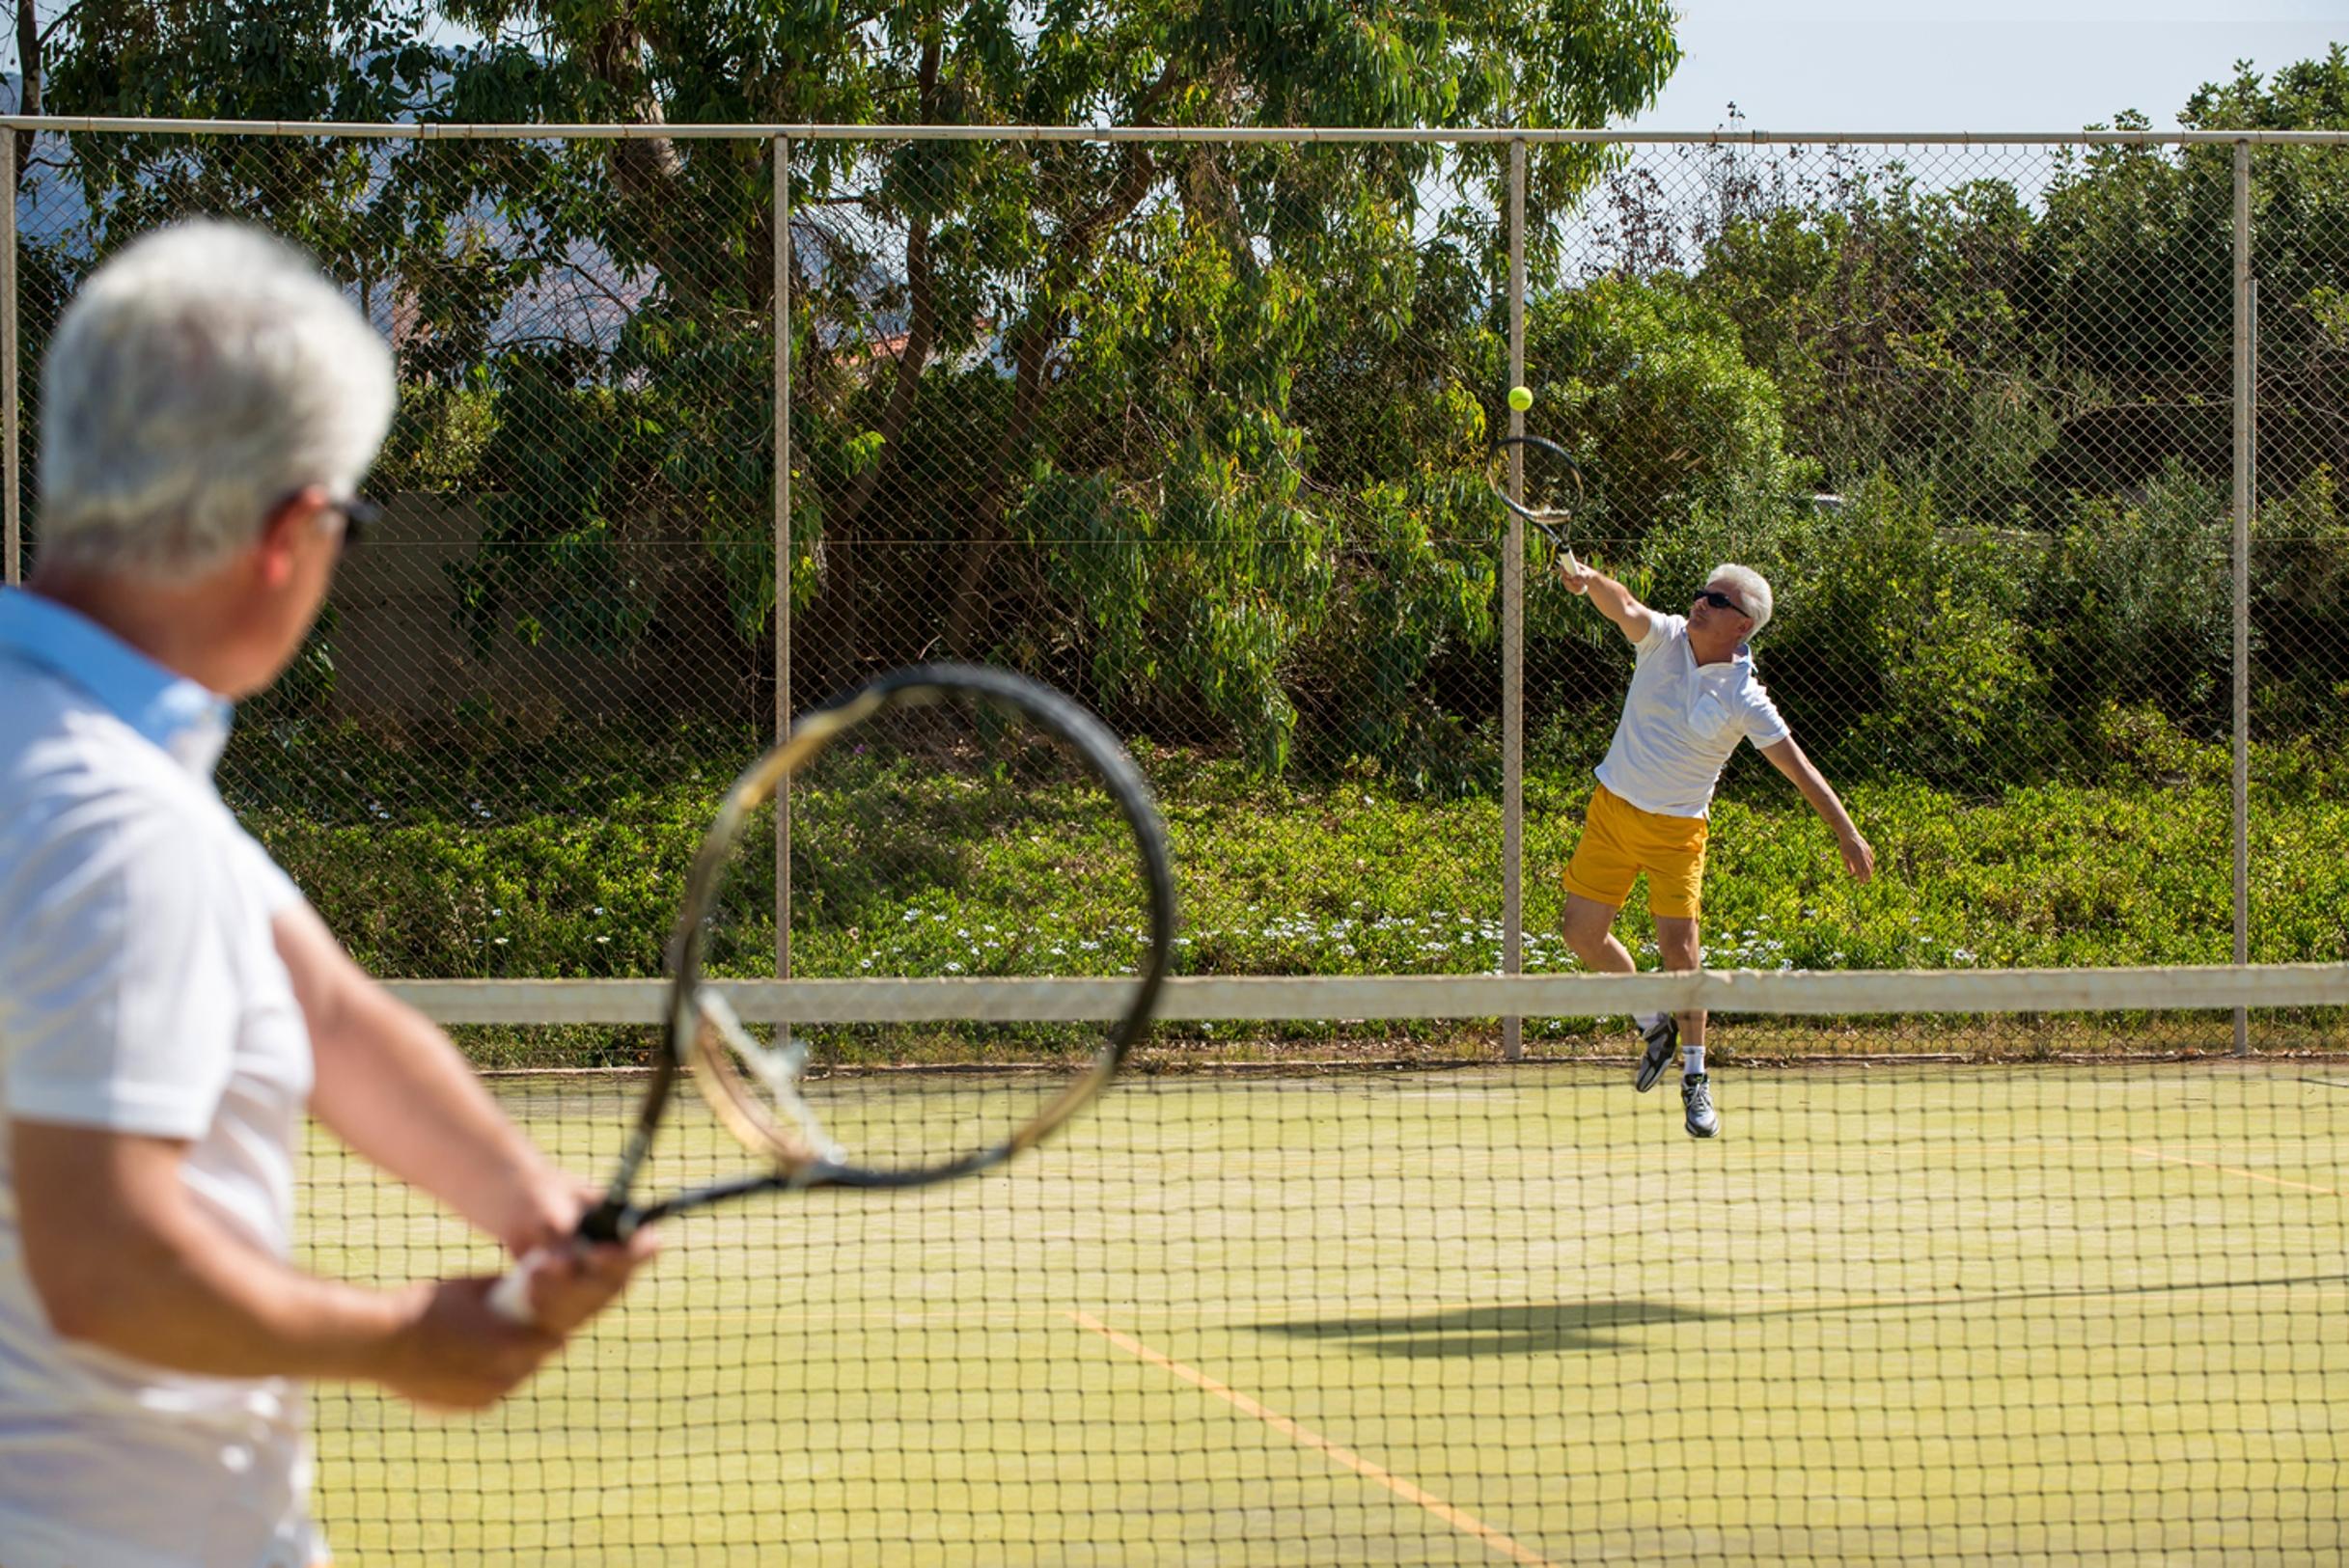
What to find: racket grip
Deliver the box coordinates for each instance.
[487,1247,557,1326]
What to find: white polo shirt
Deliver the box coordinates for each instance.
[1593,613,1791,819]
[0,590,326,1568]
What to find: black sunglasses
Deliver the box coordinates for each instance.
[326,495,381,548]
[273,489,379,550]
[1694,588,1745,615]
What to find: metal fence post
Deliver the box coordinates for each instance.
[775,133,793,980]
[1503,138,1526,1061]
[3,125,17,587]
[2231,139,2252,1056]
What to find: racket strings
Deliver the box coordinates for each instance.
[690,988,848,1171]
[1488,436,1589,566]
[663,668,1169,1192]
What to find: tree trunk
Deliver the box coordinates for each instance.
[13,1,39,194]
[827,38,943,541]
[581,14,702,311]
[943,143,1163,656]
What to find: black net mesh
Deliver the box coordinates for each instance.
[4,124,2345,1561]
[296,976,2348,1563]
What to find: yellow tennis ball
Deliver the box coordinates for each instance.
[1507,385,1534,412]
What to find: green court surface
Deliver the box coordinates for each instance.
[299,1064,2348,1564]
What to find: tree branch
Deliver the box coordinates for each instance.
[945,140,1164,654]
[14,0,41,193]
[827,36,944,540]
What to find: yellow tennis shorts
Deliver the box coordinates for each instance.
[1562,784,1710,920]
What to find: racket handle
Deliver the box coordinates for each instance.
[487,1200,637,1324]
[487,1247,558,1326]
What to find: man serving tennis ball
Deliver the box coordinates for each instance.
[1555,555,1873,1138]
[0,222,655,1567]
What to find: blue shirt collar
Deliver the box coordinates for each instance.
[0,588,234,775]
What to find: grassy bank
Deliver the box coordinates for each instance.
[239,732,2348,1066]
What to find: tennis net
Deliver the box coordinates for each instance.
[307,966,2346,1564]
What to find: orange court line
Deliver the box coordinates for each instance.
[1066,1308,1560,1568]
[2132,1146,2339,1197]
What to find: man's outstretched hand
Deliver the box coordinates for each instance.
[1839,830,1876,884]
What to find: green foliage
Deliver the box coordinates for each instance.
[247,729,2334,1024]
[252,799,700,979]
[376,383,500,493]
[2031,460,2234,739]
[1327,470,1501,792]
[25,19,2349,795]
[29,0,1683,777]
[1687,158,2064,519]
[1625,476,2041,784]
[2037,130,2233,390]
[1521,275,1804,550]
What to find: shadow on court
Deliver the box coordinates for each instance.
[1254,1300,1713,1357]
[1259,1273,2349,1360]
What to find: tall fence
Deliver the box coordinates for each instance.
[4,121,2345,1053]
[5,119,2348,1568]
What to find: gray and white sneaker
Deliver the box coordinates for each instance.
[1682,1072,1720,1139]
[1635,1015,1679,1092]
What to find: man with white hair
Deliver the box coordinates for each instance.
[1556,557,1874,1138]
[0,221,654,1567]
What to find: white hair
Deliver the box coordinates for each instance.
[1710,563,1774,637]
[37,220,396,579]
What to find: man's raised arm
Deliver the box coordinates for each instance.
[1558,558,1659,646]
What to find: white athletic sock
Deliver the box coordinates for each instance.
[1635,1011,1663,1032]
[1684,1043,1705,1077]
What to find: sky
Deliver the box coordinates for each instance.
[1632,1,2345,135]
[4,4,2338,138]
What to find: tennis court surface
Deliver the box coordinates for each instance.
[301,1022,2347,1564]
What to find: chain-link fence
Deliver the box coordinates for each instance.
[4,122,2340,1052]
[6,120,2347,1567]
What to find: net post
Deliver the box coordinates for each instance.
[2,123,18,588]
[774,133,793,983]
[1502,137,1527,1062]
[2231,138,2251,1057]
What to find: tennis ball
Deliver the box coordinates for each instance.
[1507,385,1534,412]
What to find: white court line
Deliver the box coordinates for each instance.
[1068,1309,1559,1568]
[2132,1146,2340,1197]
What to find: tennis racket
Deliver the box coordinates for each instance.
[1487,433,1589,575]
[490,663,1177,1324]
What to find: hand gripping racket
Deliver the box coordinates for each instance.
[1487,433,1589,575]
[490,663,1177,1323]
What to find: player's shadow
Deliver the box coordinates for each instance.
[1255,1301,1711,1359]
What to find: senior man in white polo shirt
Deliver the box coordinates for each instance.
[0,222,655,1568]
[1556,557,1874,1138]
